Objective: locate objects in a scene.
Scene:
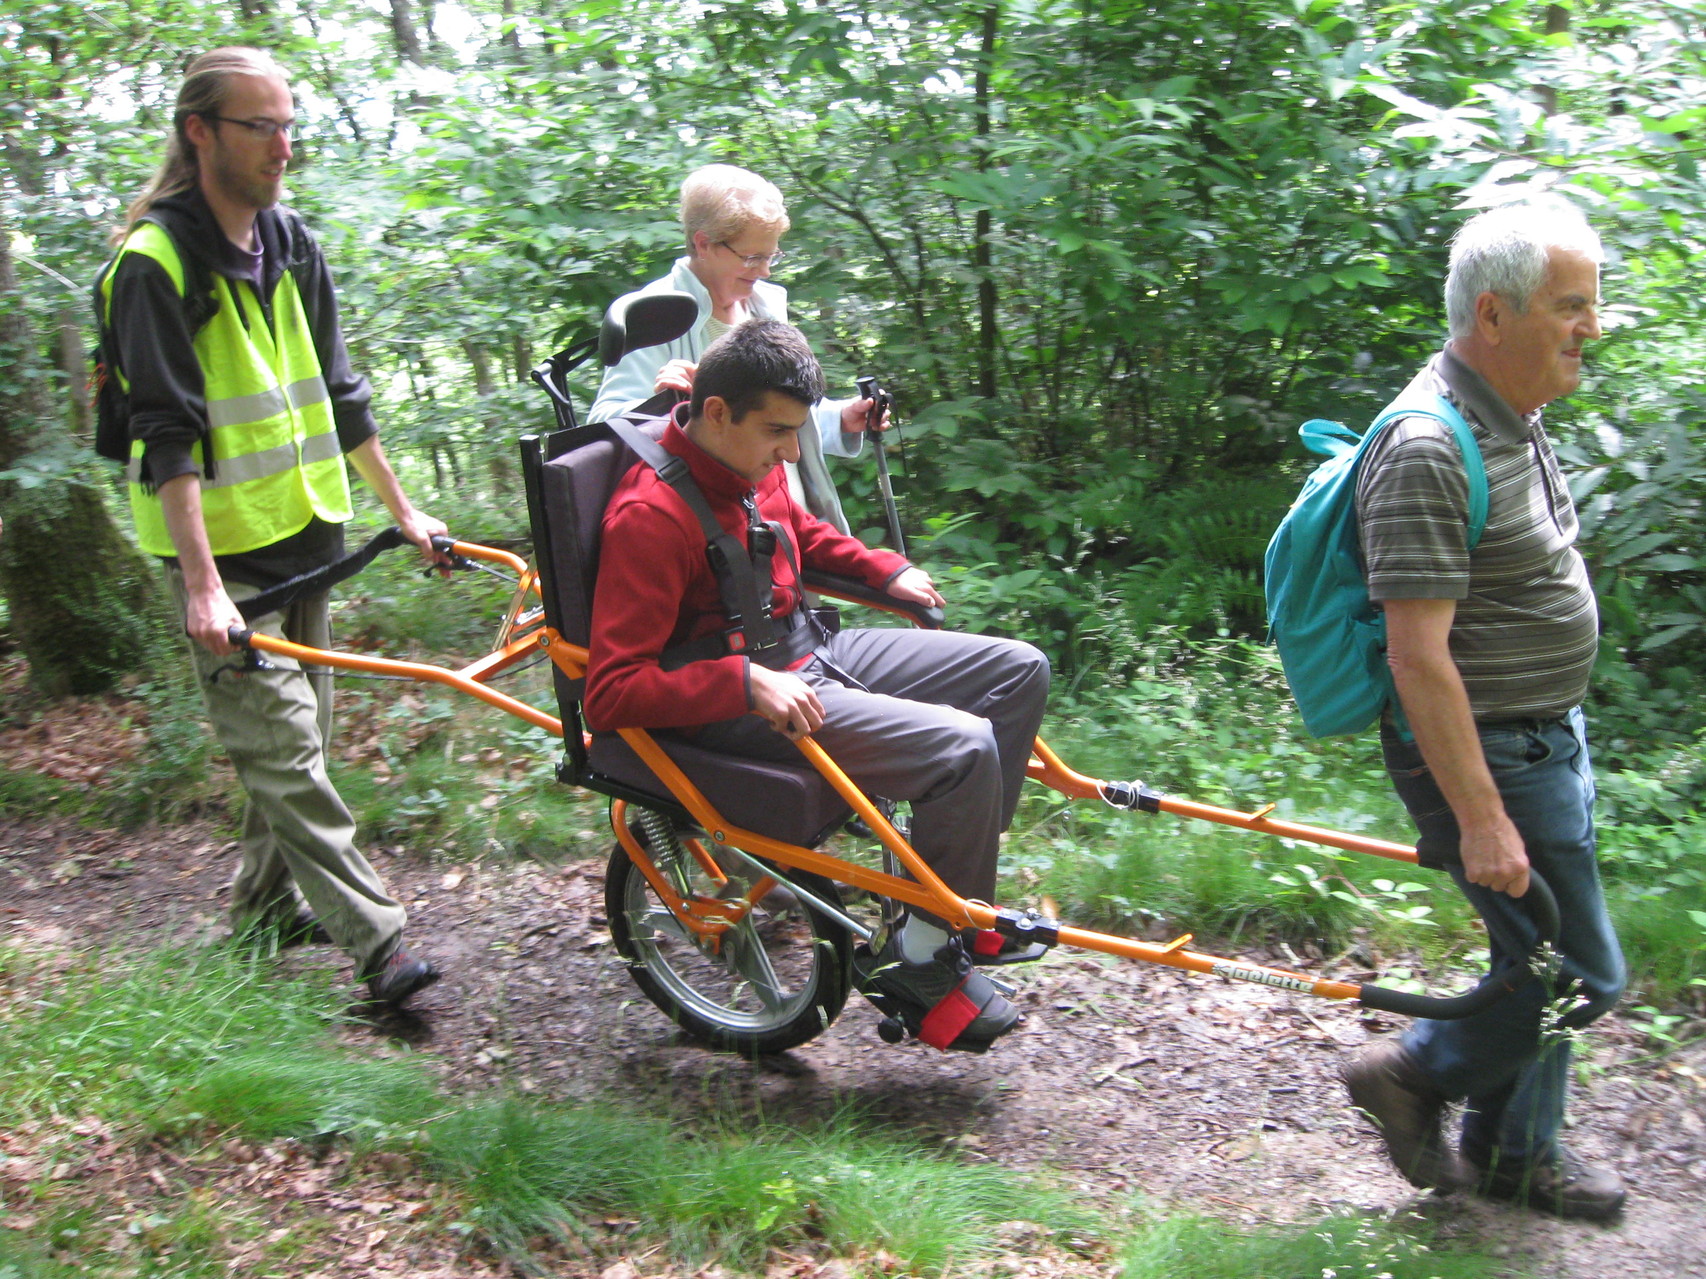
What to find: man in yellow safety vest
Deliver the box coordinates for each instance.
[102,47,442,1006]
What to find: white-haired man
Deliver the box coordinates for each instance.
[1340,198,1626,1220]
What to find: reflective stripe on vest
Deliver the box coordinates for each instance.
[113,223,354,557]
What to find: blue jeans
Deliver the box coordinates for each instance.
[1381,707,1625,1164]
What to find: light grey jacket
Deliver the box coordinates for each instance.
[588,257,863,531]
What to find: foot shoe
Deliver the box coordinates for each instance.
[1341,1039,1470,1191]
[1467,1144,1626,1222]
[962,928,1052,966]
[853,932,1020,1052]
[360,947,441,1007]
[232,909,333,950]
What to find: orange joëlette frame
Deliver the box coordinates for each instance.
[238,539,1535,1018]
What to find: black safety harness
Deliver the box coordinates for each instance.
[603,415,833,673]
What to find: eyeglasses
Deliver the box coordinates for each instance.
[718,241,788,269]
[204,114,297,141]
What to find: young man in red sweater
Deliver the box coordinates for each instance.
[585,320,1049,1050]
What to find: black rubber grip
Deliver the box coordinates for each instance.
[1357,868,1559,1019]
[800,570,943,629]
[236,527,413,622]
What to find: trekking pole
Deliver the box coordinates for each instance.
[857,376,905,556]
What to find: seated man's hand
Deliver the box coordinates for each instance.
[654,359,697,395]
[841,396,891,434]
[748,664,825,740]
[886,566,945,610]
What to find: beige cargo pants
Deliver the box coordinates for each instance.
[168,567,406,970]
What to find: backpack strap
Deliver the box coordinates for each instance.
[1364,393,1489,550]
[93,209,222,469]
[1365,393,1489,740]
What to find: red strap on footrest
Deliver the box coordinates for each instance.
[972,929,1006,957]
[918,982,982,1050]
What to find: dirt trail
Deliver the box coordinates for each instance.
[4,814,1704,1277]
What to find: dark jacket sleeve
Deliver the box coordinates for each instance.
[288,227,379,453]
[107,252,210,487]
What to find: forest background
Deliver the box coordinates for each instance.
[3,0,1706,985]
[2,1,1706,1273]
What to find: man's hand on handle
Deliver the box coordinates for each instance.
[396,508,451,569]
[841,396,891,435]
[1460,816,1532,898]
[186,582,247,657]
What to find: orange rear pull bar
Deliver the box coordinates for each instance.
[1027,736,1418,863]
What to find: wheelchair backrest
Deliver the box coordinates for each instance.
[521,416,668,704]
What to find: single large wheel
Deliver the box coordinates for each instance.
[605,824,854,1055]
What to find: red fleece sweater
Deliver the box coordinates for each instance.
[584,419,909,732]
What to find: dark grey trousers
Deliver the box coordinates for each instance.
[692,627,1050,909]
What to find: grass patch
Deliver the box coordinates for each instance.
[97,671,222,827]
[161,1047,443,1146]
[0,940,451,1161]
[0,939,1089,1275]
[1120,1209,1520,1279]
[1017,680,1477,963]
[1598,816,1706,1005]
[425,1099,1090,1272]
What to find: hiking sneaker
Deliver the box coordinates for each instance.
[1467,1144,1627,1222]
[1341,1039,1470,1191]
[853,932,1020,1052]
[360,946,441,1007]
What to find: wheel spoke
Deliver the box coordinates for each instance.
[645,914,696,948]
[723,919,790,1010]
[606,833,851,1053]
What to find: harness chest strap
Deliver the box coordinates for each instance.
[603,415,817,669]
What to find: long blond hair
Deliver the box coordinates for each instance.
[114,47,288,244]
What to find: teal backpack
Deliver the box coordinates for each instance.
[1263,392,1487,738]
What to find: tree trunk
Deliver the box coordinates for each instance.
[58,308,91,443]
[463,338,515,493]
[1537,5,1570,115]
[973,5,998,401]
[0,213,172,696]
[390,0,427,65]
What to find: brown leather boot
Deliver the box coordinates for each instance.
[1468,1144,1627,1221]
[1341,1039,1471,1191]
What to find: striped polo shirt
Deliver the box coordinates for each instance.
[1355,347,1598,719]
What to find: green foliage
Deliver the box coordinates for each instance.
[1120,1208,1514,1279]
[162,1049,442,1146]
[0,944,353,1127]
[96,669,221,827]
[426,1100,1084,1271]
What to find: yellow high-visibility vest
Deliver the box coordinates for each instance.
[104,222,354,556]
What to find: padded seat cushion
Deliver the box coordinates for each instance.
[588,732,852,849]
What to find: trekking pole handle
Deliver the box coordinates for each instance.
[855,376,891,419]
[856,376,906,556]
